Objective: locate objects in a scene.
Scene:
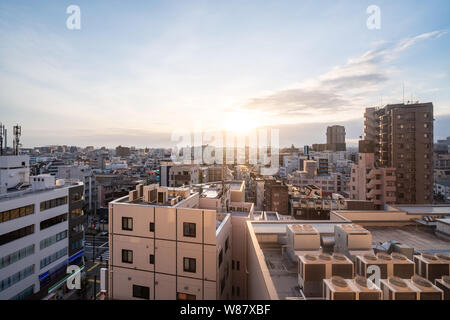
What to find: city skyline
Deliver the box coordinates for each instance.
[1,0,450,148]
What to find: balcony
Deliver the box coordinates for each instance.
[367,188,382,199]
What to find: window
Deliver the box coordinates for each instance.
[0,244,35,270]
[0,225,35,246]
[183,257,196,273]
[236,261,240,271]
[149,222,155,232]
[232,260,235,270]
[0,204,35,224]
[40,197,67,212]
[218,249,223,267]
[40,230,68,249]
[177,292,196,300]
[183,222,196,238]
[132,285,150,300]
[122,249,133,264]
[122,217,133,231]
[149,254,155,265]
[40,247,68,269]
[0,265,34,293]
[40,214,67,230]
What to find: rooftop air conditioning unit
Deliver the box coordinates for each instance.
[351,276,382,300]
[334,224,373,262]
[357,253,389,279]
[286,224,321,261]
[414,253,450,282]
[129,190,138,202]
[434,276,450,300]
[323,276,356,300]
[380,277,418,300]
[436,253,450,275]
[390,253,415,279]
[156,187,169,205]
[331,253,354,279]
[298,254,326,298]
[409,275,443,300]
[136,184,143,198]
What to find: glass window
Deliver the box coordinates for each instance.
[122,249,133,264]
[183,222,196,238]
[122,217,133,231]
[183,257,196,273]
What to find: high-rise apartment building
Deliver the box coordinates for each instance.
[349,140,397,209]
[364,103,434,204]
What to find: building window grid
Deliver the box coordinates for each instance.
[40,247,68,269]
[0,265,34,293]
[40,197,67,212]
[0,244,35,270]
[0,204,35,224]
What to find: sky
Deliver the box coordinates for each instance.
[0,0,450,148]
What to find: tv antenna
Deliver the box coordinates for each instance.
[13,124,21,155]
[0,123,4,155]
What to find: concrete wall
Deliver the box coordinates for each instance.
[246,221,278,300]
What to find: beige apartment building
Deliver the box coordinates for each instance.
[350,140,396,209]
[168,164,200,187]
[364,102,434,204]
[108,184,231,300]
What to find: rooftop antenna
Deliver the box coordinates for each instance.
[0,123,4,155]
[402,82,405,104]
[13,124,21,155]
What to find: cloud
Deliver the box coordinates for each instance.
[239,30,448,124]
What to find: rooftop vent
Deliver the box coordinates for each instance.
[331,276,348,288]
[388,277,407,288]
[392,253,407,261]
[436,253,450,261]
[355,276,369,288]
[364,254,377,261]
[422,253,438,261]
[411,276,432,288]
[377,253,393,261]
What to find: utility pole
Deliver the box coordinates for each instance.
[94,274,97,300]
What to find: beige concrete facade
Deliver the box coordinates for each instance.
[108,186,231,300]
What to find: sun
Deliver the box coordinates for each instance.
[220,110,260,133]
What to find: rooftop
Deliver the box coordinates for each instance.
[367,225,450,254]
[392,205,450,215]
[261,247,301,299]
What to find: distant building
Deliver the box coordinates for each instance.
[326,125,346,152]
[115,145,131,157]
[263,180,289,215]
